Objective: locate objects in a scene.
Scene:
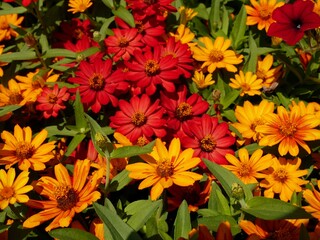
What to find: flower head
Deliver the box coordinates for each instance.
[0,45,8,77]
[0,80,32,107]
[169,24,197,48]
[229,71,263,96]
[23,159,103,231]
[0,14,24,42]
[256,54,282,88]
[126,138,203,200]
[192,70,215,89]
[178,6,198,25]
[68,0,92,14]
[303,180,320,219]
[0,168,33,210]
[267,0,320,45]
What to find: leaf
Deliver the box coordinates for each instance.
[93,203,143,240]
[197,215,241,236]
[110,141,155,159]
[236,143,263,155]
[49,228,99,240]
[99,17,115,40]
[109,170,133,192]
[43,48,77,58]
[0,7,27,15]
[78,47,100,59]
[0,105,21,117]
[74,91,88,130]
[0,51,37,62]
[245,33,258,72]
[45,125,78,138]
[125,200,161,231]
[193,3,208,20]
[0,224,9,234]
[112,6,135,28]
[230,5,247,50]
[101,0,114,9]
[174,200,191,240]
[215,190,231,215]
[208,0,221,35]
[242,197,312,220]
[63,133,86,157]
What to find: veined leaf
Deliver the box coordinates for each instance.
[110,141,155,159]
[74,91,88,130]
[0,51,37,62]
[230,5,247,50]
[49,228,99,240]
[174,200,191,240]
[208,0,221,35]
[109,170,133,192]
[43,48,77,58]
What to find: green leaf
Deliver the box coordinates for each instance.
[215,190,231,215]
[193,3,208,20]
[109,169,132,192]
[63,133,86,157]
[49,228,99,240]
[299,224,310,240]
[174,200,191,240]
[112,6,135,28]
[221,5,229,36]
[93,203,143,240]
[276,92,291,108]
[45,125,78,138]
[43,48,77,59]
[39,34,49,53]
[78,47,100,59]
[74,91,88,130]
[0,7,27,15]
[230,5,247,50]
[197,215,241,236]
[242,197,312,220]
[0,224,9,234]
[208,0,221,35]
[110,141,155,159]
[99,17,115,40]
[101,0,114,9]
[0,105,21,117]
[126,200,161,231]
[236,143,263,155]
[245,33,258,72]
[0,51,37,62]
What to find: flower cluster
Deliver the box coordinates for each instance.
[1,0,320,239]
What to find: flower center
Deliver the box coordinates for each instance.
[294,20,302,29]
[131,112,147,126]
[250,118,264,131]
[274,168,287,182]
[259,8,270,20]
[241,83,251,91]
[9,93,23,105]
[0,187,14,199]
[239,163,252,177]
[279,121,297,137]
[156,160,174,177]
[136,21,145,33]
[136,136,148,146]
[209,50,224,63]
[54,185,78,211]
[89,74,105,90]
[73,28,84,40]
[118,37,129,47]
[268,229,292,240]
[15,142,35,160]
[0,19,9,30]
[78,4,88,12]
[47,93,58,104]
[145,60,160,76]
[176,102,192,120]
[200,135,216,152]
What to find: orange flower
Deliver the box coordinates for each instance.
[0,14,24,42]
[303,180,320,220]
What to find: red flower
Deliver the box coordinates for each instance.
[4,0,37,7]
[160,85,209,132]
[109,94,166,143]
[68,58,128,113]
[267,0,320,45]
[36,84,70,119]
[125,46,180,96]
[104,28,144,62]
[180,114,235,167]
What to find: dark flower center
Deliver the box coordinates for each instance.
[119,37,129,47]
[47,93,58,104]
[279,121,297,137]
[294,19,302,29]
[145,59,160,76]
[89,74,105,90]
[131,112,147,126]
[16,142,35,160]
[0,187,14,199]
[274,168,288,183]
[200,135,216,152]
[209,50,224,63]
[268,229,293,240]
[9,93,23,104]
[256,69,267,81]
[55,186,78,211]
[239,163,252,177]
[176,102,192,120]
[136,21,145,33]
[156,160,174,177]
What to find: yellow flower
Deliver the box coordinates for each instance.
[169,24,197,48]
[192,70,215,89]
[126,138,203,200]
[0,124,56,171]
[68,0,93,14]
[289,100,320,120]
[0,45,8,77]
[223,148,274,184]
[229,71,263,96]
[314,0,320,16]
[192,36,243,73]
[245,0,285,31]
[256,105,320,156]
[233,100,275,142]
[23,159,103,232]
[0,168,33,210]
[303,180,320,220]
[90,218,104,240]
[260,157,308,202]
[178,6,198,25]
[0,79,32,107]
[256,54,282,88]
[0,14,24,42]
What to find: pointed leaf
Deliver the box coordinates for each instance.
[230,5,247,49]
[208,0,221,35]
[174,200,191,240]
[63,133,86,157]
[0,105,21,117]
[112,6,135,27]
[49,228,99,240]
[43,48,77,58]
[245,33,258,72]
[110,141,155,159]
[0,51,37,62]
[74,91,88,130]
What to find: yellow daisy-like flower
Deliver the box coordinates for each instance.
[169,24,197,48]
[256,54,282,88]
[0,14,24,42]
[0,45,8,77]
[303,180,320,220]
[178,6,198,25]
[0,124,56,171]
[192,70,215,89]
[260,157,308,202]
[23,159,103,232]
[192,36,243,73]
[233,100,275,142]
[289,100,320,120]
[68,0,93,14]
[256,105,320,156]
[0,168,33,210]
[126,138,203,200]
[223,148,274,184]
[0,79,32,107]
[245,0,285,32]
[229,71,263,96]
[90,218,104,240]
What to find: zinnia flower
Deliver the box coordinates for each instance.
[126,138,203,200]
[23,159,103,231]
[267,0,320,45]
[0,79,32,107]
[0,168,33,210]
[0,125,56,171]
[109,94,167,143]
[178,6,198,25]
[303,180,320,219]
[256,105,320,156]
[68,0,92,14]
[260,157,308,202]
[68,58,128,113]
[0,45,8,77]
[223,148,274,184]
[180,114,236,167]
[3,0,37,7]
[192,70,215,89]
[169,24,197,48]
[245,0,285,31]
[192,36,243,73]
[256,54,282,88]
[229,71,263,96]
[0,14,24,42]
[36,84,70,119]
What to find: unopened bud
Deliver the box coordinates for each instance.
[212,89,221,102]
[231,183,245,200]
[24,33,37,48]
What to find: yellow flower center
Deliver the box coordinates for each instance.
[16,142,35,160]
[176,102,192,120]
[54,185,78,211]
[131,112,146,126]
[47,93,58,104]
[9,93,23,105]
[0,19,9,30]
[156,160,174,177]
[279,121,297,137]
[119,37,129,47]
[0,187,14,199]
[209,50,224,63]
[145,60,160,76]
[274,168,288,182]
[136,136,148,146]
[239,163,252,177]
[256,69,267,81]
[89,74,105,90]
[200,135,216,152]
[259,8,271,20]
[241,83,251,91]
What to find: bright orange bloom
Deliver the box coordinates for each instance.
[303,180,320,220]
[229,71,263,96]
[23,159,103,231]
[68,0,92,14]
[256,105,320,156]
[90,218,104,240]
[0,14,24,42]
[0,79,32,107]
[0,45,8,76]
[256,54,282,88]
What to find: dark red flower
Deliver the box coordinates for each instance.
[109,94,167,143]
[68,58,128,113]
[267,0,320,45]
[180,114,235,167]
[4,0,37,7]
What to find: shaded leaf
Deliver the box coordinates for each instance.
[230,5,247,49]
[110,141,155,159]
[49,228,98,240]
[112,6,135,27]
[174,200,192,240]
